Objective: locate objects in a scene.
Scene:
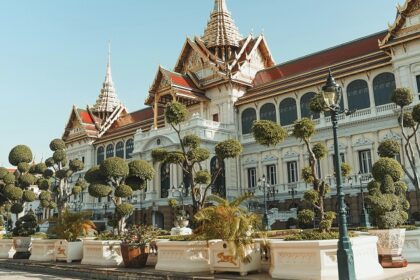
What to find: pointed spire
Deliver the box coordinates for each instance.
[202,0,242,59]
[92,43,122,118]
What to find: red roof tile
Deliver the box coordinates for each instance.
[254,31,387,86]
[77,109,94,124]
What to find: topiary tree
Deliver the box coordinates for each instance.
[151,101,243,214]
[366,157,409,229]
[391,87,420,191]
[36,139,85,218]
[85,157,154,234]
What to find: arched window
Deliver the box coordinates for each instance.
[373,73,396,106]
[160,163,170,198]
[347,80,370,111]
[115,142,124,158]
[300,92,319,119]
[279,98,297,126]
[241,108,256,135]
[260,103,277,122]
[125,139,134,159]
[97,147,104,165]
[106,144,114,158]
[211,157,226,198]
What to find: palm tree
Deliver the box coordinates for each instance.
[49,209,96,242]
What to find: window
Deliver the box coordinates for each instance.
[241,108,257,135]
[287,161,298,183]
[106,144,114,158]
[416,75,420,94]
[160,163,170,198]
[97,147,104,165]
[347,80,370,111]
[115,141,124,158]
[266,165,277,185]
[211,157,226,198]
[373,73,396,106]
[279,98,297,126]
[300,92,319,119]
[260,103,277,122]
[125,139,134,159]
[213,114,219,122]
[82,156,85,163]
[247,168,257,189]
[359,150,373,174]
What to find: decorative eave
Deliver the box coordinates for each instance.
[62,106,98,141]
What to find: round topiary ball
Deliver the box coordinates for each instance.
[72,185,82,195]
[17,162,30,173]
[312,143,328,159]
[39,191,51,201]
[165,152,185,164]
[165,101,188,125]
[55,169,69,179]
[378,140,401,158]
[9,145,33,166]
[252,120,287,147]
[128,160,155,181]
[88,183,112,198]
[125,176,145,191]
[215,139,243,160]
[69,159,84,172]
[48,202,57,209]
[194,170,211,185]
[412,104,420,123]
[114,184,133,198]
[10,203,23,214]
[187,148,210,163]
[182,135,201,149]
[0,167,8,179]
[40,199,50,208]
[392,88,413,107]
[22,190,36,202]
[49,139,66,151]
[297,209,315,225]
[115,203,134,217]
[45,157,55,167]
[53,150,66,163]
[85,166,104,184]
[33,163,48,174]
[100,157,129,178]
[372,157,404,182]
[19,173,36,187]
[400,112,416,128]
[43,169,54,179]
[310,93,327,113]
[3,173,15,185]
[293,118,315,140]
[38,179,51,190]
[75,178,88,190]
[4,185,23,201]
[151,148,168,162]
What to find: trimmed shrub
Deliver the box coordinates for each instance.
[309,93,327,114]
[116,203,134,217]
[72,185,82,195]
[49,139,66,151]
[53,150,67,163]
[69,159,84,172]
[8,145,33,166]
[151,148,168,162]
[114,185,133,198]
[43,169,54,179]
[125,176,145,191]
[187,148,210,162]
[301,166,315,183]
[45,157,55,167]
[183,135,201,149]
[10,203,24,215]
[128,160,155,181]
[392,88,413,107]
[33,163,47,174]
[298,209,315,226]
[0,167,8,179]
[19,173,36,187]
[252,120,287,147]
[165,101,188,125]
[312,143,327,159]
[3,173,15,185]
[4,185,23,201]
[194,170,211,185]
[22,190,36,202]
[88,183,112,198]
[293,118,315,140]
[85,166,103,184]
[17,162,30,173]
[165,152,185,164]
[39,191,51,201]
[100,157,129,178]
[372,157,404,182]
[378,140,401,158]
[215,139,243,159]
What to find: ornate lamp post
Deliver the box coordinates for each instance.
[349,172,371,228]
[258,175,270,231]
[288,183,298,207]
[321,70,356,280]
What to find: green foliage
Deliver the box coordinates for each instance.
[75,178,88,190]
[43,169,54,179]
[297,209,315,226]
[10,203,23,214]
[293,118,315,140]
[48,210,96,241]
[3,173,15,185]
[22,190,36,202]
[128,160,155,181]
[4,185,23,201]
[215,139,243,160]
[115,203,134,217]
[40,199,50,208]
[88,183,112,198]
[303,189,319,205]
[72,185,82,195]
[69,159,84,172]
[400,112,416,128]
[33,163,47,174]
[312,143,327,159]
[55,169,69,179]
[413,104,420,123]
[121,225,159,247]
[52,150,67,163]
[378,140,401,158]
[100,157,129,178]
[309,93,327,114]
[39,191,51,201]
[84,166,103,184]
[372,157,404,182]
[48,202,57,209]
[168,198,178,208]
[324,211,336,221]
[381,175,396,194]
[341,162,352,177]
[284,230,345,241]
[252,120,287,147]
[17,162,30,173]
[183,135,201,149]
[187,148,210,163]
[301,166,315,183]
[19,173,36,187]
[13,213,37,237]
[45,157,55,167]
[165,101,188,125]
[165,151,185,165]
[125,176,145,191]
[0,167,8,179]
[8,145,33,166]
[49,139,66,151]
[114,184,133,198]
[194,170,211,185]
[151,148,168,162]
[392,88,413,107]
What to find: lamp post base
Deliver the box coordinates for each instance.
[360,209,371,228]
[262,213,270,231]
[337,240,356,280]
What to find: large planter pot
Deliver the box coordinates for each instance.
[81,240,122,267]
[13,237,32,259]
[55,240,83,263]
[155,241,210,272]
[0,239,15,259]
[403,229,420,263]
[269,236,383,280]
[369,228,407,267]
[209,240,261,276]
[120,244,148,268]
[29,239,60,262]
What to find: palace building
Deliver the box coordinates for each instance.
[63,0,420,229]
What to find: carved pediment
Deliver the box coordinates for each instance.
[262,154,279,163]
[283,150,299,159]
[382,132,402,141]
[353,137,373,147]
[243,156,257,166]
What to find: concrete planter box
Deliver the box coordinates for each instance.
[209,240,261,276]
[269,236,383,280]
[155,241,210,272]
[0,239,15,259]
[81,240,123,267]
[55,240,83,263]
[402,229,420,262]
[13,237,32,259]
[29,239,60,262]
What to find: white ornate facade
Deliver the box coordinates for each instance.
[62,0,420,229]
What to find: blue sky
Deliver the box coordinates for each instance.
[0,0,402,167]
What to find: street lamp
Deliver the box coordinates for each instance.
[322,70,356,280]
[288,183,298,208]
[171,183,189,220]
[257,175,270,231]
[351,172,371,228]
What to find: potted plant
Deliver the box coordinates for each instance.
[0,233,15,259]
[367,157,410,268]
[120,225,159,268]
[168,198,191,236]
[12,213,37,259]
[194,194,261,276]
[49,209,96,263]
[81,231,123,267]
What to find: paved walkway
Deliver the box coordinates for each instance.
[0,267,82,280]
